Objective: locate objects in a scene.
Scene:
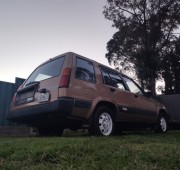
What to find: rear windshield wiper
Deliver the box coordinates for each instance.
[25,81,40,86]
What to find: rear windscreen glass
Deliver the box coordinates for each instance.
[24,56,65,86]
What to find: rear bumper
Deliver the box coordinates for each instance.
[6,97,74,125]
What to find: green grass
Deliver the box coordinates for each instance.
[0,131,180,170]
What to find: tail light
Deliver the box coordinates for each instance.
[12,84,23,102]
[12,93,17,102]
[59,68,71,88]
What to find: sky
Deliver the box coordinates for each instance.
[0,0,117,83]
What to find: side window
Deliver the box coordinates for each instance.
[123,77,143,95]
[101,67,125,90]
[101,68,111,85]
[76,57,96,83]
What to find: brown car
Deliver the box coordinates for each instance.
[7,52,169,136]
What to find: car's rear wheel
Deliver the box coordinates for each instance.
[155,114,168,133]
[92,106,115,136]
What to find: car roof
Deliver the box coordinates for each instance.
[34,51,133,81]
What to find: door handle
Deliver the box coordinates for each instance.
[134,94,139,98]
[110,88,116,92]
[39,88,47,93]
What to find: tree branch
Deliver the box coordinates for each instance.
[142,0,148,51]
[117,6,135,16]
[159,19,176,51]
[125,0,143,24]
[134,0,144,14]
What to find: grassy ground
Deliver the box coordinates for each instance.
[0,131,180,170]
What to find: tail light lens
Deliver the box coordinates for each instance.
[12,93,17,102]
[12,84,23,102]
[59,68,71,88]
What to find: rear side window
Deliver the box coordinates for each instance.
[76,57,96,83]
[100,67,125,90]
[24,57,65,86]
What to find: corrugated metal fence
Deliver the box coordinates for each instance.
[0,77,25,126]
[157,94,180,124]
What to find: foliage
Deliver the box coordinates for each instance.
[103,0,180,94]
[0,131,180,170]
[161,37,180,94]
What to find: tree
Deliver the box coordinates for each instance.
[103,0,180,94]
[162,37,180,94]
[173,38,180,93]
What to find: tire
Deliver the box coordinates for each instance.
[92,106,115,136]
[155,114,168,133]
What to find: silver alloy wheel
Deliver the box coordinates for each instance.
[160,116,167,132]
[99,112,113,136]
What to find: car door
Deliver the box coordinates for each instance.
[100,67,139,122]
[122,76,158,123]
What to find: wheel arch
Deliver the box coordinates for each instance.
[158,109,169,121]
[90,101,118,121]
[93,101,117,116]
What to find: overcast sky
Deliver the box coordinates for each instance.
[0,0,117,83]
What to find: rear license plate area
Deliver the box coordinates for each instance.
[15,86,36,105]
[37,93,50,103]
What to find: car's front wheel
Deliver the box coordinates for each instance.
[155,114,168,133]
[92,106,115,136]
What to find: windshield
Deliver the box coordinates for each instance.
[24,56,65,86]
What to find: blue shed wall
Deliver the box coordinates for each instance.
[157,94,180,124]
[0,78,25,126]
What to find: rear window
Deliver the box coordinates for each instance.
[24,57,65,86]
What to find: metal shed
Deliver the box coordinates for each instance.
[0,77,25,126]
[157,94,180,124]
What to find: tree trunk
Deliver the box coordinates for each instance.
[150,72,156,95]
[174,71,180,94]
[164,68,173,95]
[150,78,156,95]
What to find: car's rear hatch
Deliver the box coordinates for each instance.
[15,82,39,106]
[11,55,66,110]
